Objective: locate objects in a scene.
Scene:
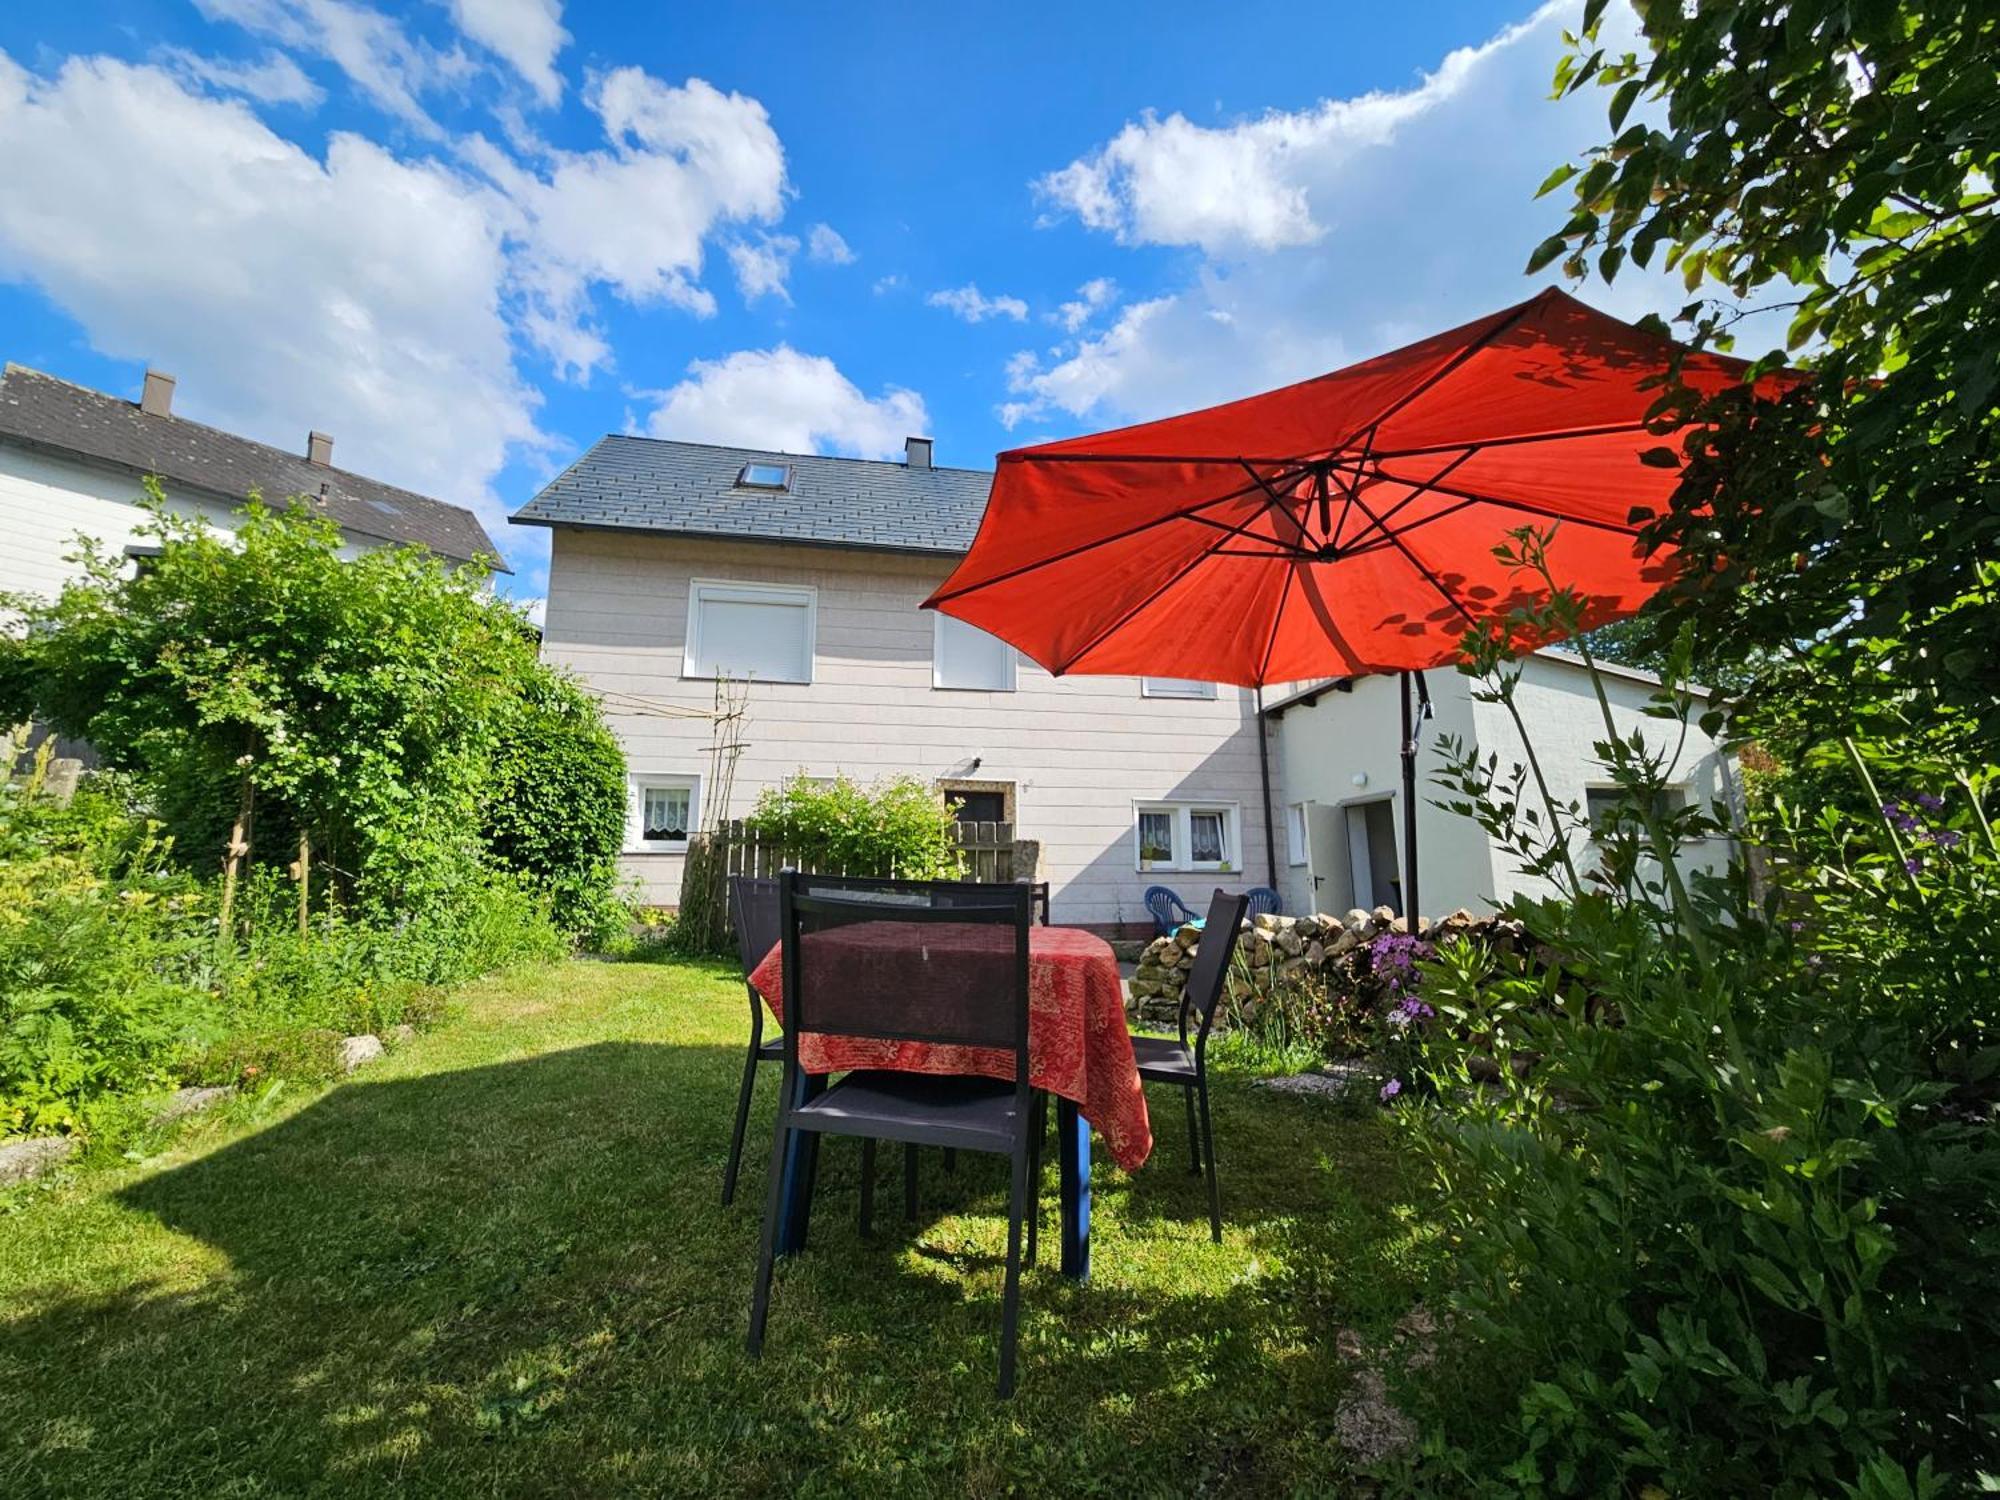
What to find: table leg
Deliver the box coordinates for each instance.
[774,1070,825,1256]
[1057,1096,1091,1281]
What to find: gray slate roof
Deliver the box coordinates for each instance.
[511,435,993,555]
[0,364,503,567]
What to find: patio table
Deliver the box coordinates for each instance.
[749,922,1148,1279]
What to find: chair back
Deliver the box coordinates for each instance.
[729,876,782,977]
[1181,889,1250,1048]
[1144,884,1196,937]
[778,872,1034,1081]
[1244,886,1282,919]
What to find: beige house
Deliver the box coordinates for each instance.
[515,435,1285,935]
[1264,653,1740,918]
[0,363,502,609]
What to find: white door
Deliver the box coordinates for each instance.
[1303,802,1348,914]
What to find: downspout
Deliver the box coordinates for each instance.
[1256,687,1279,888]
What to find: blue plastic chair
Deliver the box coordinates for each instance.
[1244,886,1282,919]
[1144,885,1199,937]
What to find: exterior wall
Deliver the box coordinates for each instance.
[1269,672,1497,917]
[1470,653,1737,905]
[0,444,371,611]
[0,446,239,606]
[1268,654,1738,920]
[538,528,1284,931]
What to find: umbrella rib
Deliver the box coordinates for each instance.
[1373,478,1644,535]
[1344,487,1482,630]
[1053,546,1224,675]
[1330,292,1547,458]
[1334,447,1479,553]
[925,464,1314,606]
[1365,420,1657,462]
[1256,566,1298,684]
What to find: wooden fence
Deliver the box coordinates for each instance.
[674,820,1018,953]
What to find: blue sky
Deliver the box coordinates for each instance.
[0,1,1674,612]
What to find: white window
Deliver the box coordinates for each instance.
[1142,677,1218,699]
[933,613,1017,691]
[684,579,815,683]
[1133,801,1241,872]
[628,774,700,852]
[1286,803,1308,866]
[1586,786,1689,837]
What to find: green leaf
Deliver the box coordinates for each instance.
[1536,162,1580,198]
[1526,234,1570,274]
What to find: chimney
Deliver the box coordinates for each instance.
[905,435,933,471]
[307,430,334,466]
[140,369,175,418]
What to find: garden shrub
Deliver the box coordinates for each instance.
[1386,553,2000,1495]
[0,491,625,942]
[743,772,965,879]
[484,671,628,947]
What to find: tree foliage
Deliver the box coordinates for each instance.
[743,773,965,880]
[0,491,624,936]
[1538,0,1998,756]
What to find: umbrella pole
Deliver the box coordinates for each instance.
[1400,671,1421,929]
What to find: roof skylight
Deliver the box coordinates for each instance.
[738,461,791,491]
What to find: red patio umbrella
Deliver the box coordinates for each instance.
[924,288,1783,921]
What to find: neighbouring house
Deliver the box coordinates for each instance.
[1264,652,1741,919]
[514,435,1285,936]
[0,363,503,607]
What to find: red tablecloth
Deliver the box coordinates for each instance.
[749,924,1152,1171]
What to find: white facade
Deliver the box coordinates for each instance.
[1269,652,1739,919]
[0,445,367,609]
[539,529,1284,932]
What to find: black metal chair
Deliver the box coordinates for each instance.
[1130,888,1249,1243]
[748,873,1046,1397]
[722,876,784,1207]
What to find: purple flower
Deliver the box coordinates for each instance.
[1914,793,1946,814]
[1788,919,1805,933]
[1882,801,1920,833]
[1930,829,1963,848]
[1380,1078,1402,1102]
[1904,856,1923,875]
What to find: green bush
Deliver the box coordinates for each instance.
[0,491,624,940]
[1391,567,2000,1494]
[484,671,628,947]
[743,772,965,879]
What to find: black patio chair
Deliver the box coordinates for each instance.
[721,875,783,1207]
[748,873,1047,1397]
[1130,888,1249,1243]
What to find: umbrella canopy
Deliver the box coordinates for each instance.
[925,288,1778,683]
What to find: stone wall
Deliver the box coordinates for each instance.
[1128,905,1530,1031]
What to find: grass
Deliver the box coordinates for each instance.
[1,956,1435,1497]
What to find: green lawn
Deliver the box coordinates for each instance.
[1,957,1433,1497]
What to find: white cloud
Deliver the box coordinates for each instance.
[1007,2,1687,432]
[872,272,904,295]
[927,283,1028,324]
[806,222,855,264]
[727,231,800,303]
[448,0,568,106]
[159,47,325,107]
[192,0,472,137]
[643,346,927,459]
[484,68,789,376]
[0,51,542,556]
[1052,276,1117,332]
[1035,6,1555,256]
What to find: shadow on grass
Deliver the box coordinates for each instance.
[3,1040,1429,1497]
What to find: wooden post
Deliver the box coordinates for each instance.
[217,736,256,938]
[290,832,310,937]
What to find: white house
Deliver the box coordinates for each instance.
[1264,652,1740,919]
[0,363,502,607]
[514,435,1286,936]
